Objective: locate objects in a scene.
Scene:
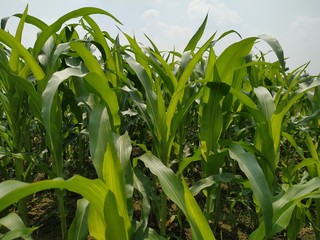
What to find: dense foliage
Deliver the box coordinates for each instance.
[0,6,320,240]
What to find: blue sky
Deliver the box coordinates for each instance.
[1,0,320,75]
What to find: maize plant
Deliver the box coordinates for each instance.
[1,6,320,240]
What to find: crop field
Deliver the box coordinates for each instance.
[0,6,320,240]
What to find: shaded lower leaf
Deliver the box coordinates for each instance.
[139,153,215,239]
[251,177,320,238]
[0,213,36,240]
[68,198,89,240]
[0,175,129,240]
[229,143,273,238]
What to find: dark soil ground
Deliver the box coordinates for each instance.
[24,191,316,240]
[1,162,317,239]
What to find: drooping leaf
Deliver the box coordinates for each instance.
[216,37,257,85]
[0,175,129,240]
[0,213,36,240]
[254,86,275,122]
[33,7,122,57]
[229,143,273,238]
[0,29,45,80]
[42,68,85,175]
[251,177,320,238]
[259,34,286,70]
[139,153,215,239]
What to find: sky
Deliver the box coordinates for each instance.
[1,0,320,75]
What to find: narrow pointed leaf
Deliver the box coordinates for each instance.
[9,5,28,72]
[184,14,208,52]
[68,198,89,240]
[167,35,214,129]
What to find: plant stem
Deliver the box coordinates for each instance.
[15,158,29,226]
[159,149,169,237]
[314,199,320,239]
[159,191,167,236]
[56,189,67,239]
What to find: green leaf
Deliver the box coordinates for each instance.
[0,229,35,240]
[87,205,106,240]
[33,7,122,57]
[216,37,257,85]
[0,29,45,80]
[88,104,108,179]
[90,105,131,238]
[69,41,120,128]
[139,153,215,239]
[125,55,164,142]
[133,168,154,237]
[281,132,304,157]
[0,213,36,240]
[0,62,42,120]
[145,49,177,95]
[115,132,133,198]
[190,176,215,196]
[254,86,275,122]
[123,33,153,79]
[200,82,229,165]
[68,198,89,240]
[184,14,208,52]
[259,34,286,70]
[82,16,117,87]
[166,35,214,132]
[70,41,105,77]
[251,177,320,238]
[13,13,48,30]
[271,77,320,155]
[42,68,85,176]
[0,175,129,240]
[84,72,120,130]
[229,143,273,238]
[9,5,28,72]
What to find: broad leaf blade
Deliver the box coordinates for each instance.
[254,86,275,122]
[139,153,215,239]
[259,34,286,70]
[229,143,273,237]
[216,37,257,85]
[0,29,45,80]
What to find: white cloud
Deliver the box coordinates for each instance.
[159,22,191,37]
[286,15,320,74]
[288,16,320,50]
[187,0,241,25]
[290,16,320,36]
[141,9,160,19]
[138,20,192,51]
